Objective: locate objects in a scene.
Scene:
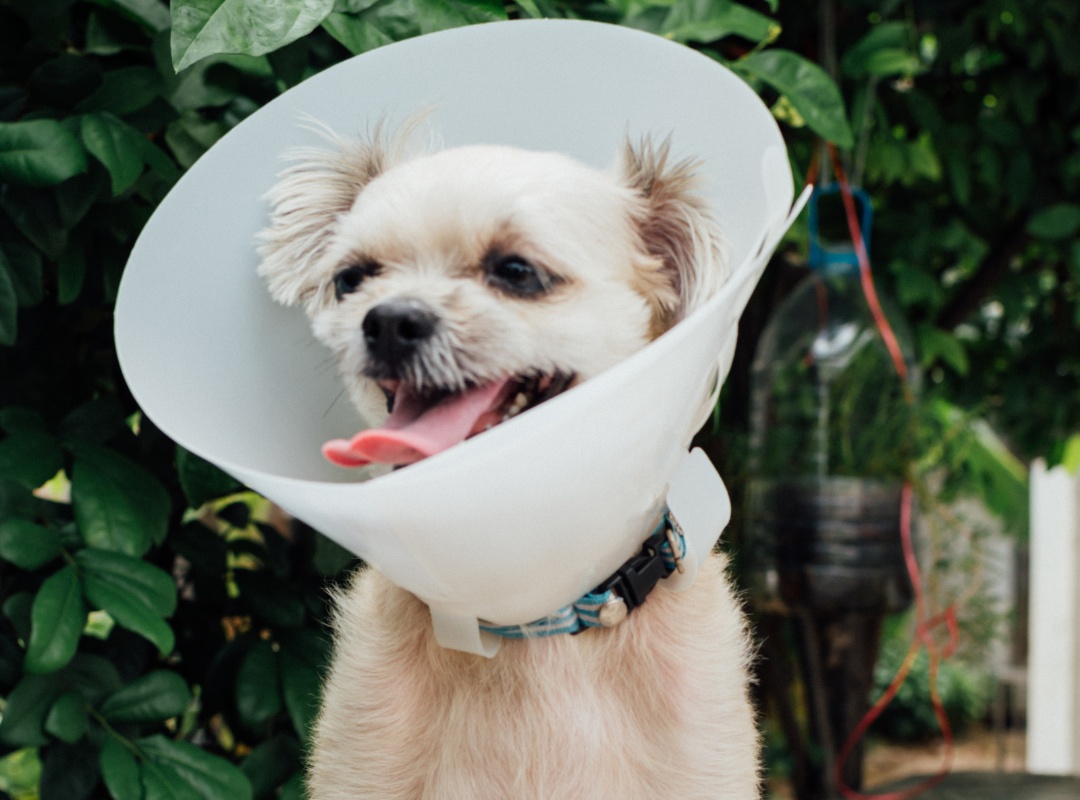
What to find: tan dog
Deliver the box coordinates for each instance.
[258,125,759,799]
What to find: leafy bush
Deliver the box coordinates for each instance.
[869,621,995,743]
[0,3,363,797]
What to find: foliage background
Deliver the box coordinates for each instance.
[0,0,1077,797]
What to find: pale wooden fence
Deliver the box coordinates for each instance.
[1027,460,1080,774]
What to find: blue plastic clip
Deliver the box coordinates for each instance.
[807,184,874,275]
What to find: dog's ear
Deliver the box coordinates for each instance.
[257,123,403,307]
[619,137,729,333]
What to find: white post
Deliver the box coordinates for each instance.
[1027,459,1080,774]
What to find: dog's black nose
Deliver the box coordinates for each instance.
[362,300,437,367]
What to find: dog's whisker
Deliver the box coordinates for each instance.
[322,386,349,419]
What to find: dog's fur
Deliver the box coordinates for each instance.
[258,125,759,799]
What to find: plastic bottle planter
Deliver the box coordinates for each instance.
[747,477,910,614]
[746,188,916,616]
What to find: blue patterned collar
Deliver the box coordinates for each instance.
[479,510,686,639]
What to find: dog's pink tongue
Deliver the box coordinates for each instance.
[322,380,509,467]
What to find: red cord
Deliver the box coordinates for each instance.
[815,145,958,799]
[834,485,958,800]
[826,145,913,404]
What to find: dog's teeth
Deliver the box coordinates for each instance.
[506,391,529,419]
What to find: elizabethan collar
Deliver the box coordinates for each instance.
[114,20,809,656]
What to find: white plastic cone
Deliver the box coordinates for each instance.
[115,19,809,656]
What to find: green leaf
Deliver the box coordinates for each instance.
[171,0,335,71]
[0,520,63,570]
[85,12,131,55]
[58,243,87,305]
[76,549,177,655]
[167,60,237,111]
[139,735,253,800]
[170,521,228,574]
[100,670,191,723]
[408,0,509,32]
[0,405,47,435]
[322,0,504,54]
[862,49,923,77]
[1026,203,1080,241]
[280,772,304,800]
[234,570,305,627]
[917,324,969,375]
[78,66,164,117]
[101,737,144,800]
[1,195,64,273]
[56,170,107,229]
[60,395,128,447]
[71,446,170,557]
[1058,433,1080,474]
[0,227,45,309]
[176,447,242,508]
[894,264,945,307]
[1,187,67,263]
[62,653,123,707]
[4,592,34,643]
[138,136,181,183]
[163,110,229,169]
[240,735,301,798]
[321,11,392,53]
[80,113,147,196]
[236,639,281,727]
[0,673,65,746]
[927,400,1029,534]
[0,748,43,796]
[141,763,199,800]
[968,419,1029,530]
[0,258,15,345]
[312,529,358,575]
[76,548,177,617]
[513,0,541,18]
[0,120,88,187]
[659,0,778,45]
[79,584,174,657]
[0,429,62,491]
[907,131,942,183]
[39,740,100,800]
[92,0,173,32]
[280,649,320,742]
[737,49,854,148]
[0,632,20,688]
[25,566,86,675]
[841,22,920,78]
[28,54,105,110]
[45,690,88,743]
[943,146,971,206]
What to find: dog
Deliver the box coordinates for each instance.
[257,123,759,799]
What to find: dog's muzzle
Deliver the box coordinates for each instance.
[362,299,437,372]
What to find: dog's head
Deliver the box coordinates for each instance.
[257,126,728,467]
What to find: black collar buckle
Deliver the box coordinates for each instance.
[592,531,674,615]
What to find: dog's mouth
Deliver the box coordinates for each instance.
[322,372,575,468]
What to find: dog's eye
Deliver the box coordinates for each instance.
[333,262,379,300]
[487,256,549,297]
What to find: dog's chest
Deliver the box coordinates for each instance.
[311,561,758,799]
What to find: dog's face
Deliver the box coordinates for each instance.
[258,129,727,466]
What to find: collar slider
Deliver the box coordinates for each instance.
[598,595,628,627]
